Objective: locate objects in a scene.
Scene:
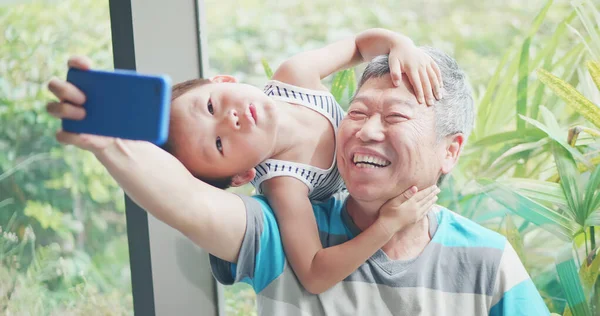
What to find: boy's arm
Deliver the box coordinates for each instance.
[262,176,438,294]
[271,28,440,104]
[489,242,550,315]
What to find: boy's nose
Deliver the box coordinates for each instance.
[225,109,240,130]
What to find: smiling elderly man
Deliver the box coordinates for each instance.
[208,49,550,316]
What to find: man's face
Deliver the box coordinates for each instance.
[337,74,448,203]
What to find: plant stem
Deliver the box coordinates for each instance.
[591,226,596,256]
[584,230,590,259]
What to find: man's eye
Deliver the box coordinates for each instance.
[349,110,367,118]
[386,114,408,123]
[216,136,223,153]
[208,99,214,115]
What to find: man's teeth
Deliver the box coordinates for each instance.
[352,154,390,168]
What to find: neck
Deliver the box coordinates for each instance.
[267,100,315,158]
[346,196,432,261]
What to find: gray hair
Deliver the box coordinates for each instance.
[357,47,475,143]
[356,47,475,185]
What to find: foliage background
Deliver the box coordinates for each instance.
[1,0,598,315]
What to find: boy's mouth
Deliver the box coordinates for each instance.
[249,104,258,125]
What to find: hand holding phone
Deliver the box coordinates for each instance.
[60,66,171,145]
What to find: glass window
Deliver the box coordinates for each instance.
[0,0,132,314]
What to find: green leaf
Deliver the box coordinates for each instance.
[572,0,600,59]
[530,12,577,120]
[583,166,600,219]
[517,37,531,131]
[587,61,600,92]
[556,246,593,316]
[261,58,273,80]
[504,213,526,265]
[586,210,600,226]
[537,68,600,129]
[490,138,549,168]
[347,68,356,100]
[330,70,350,103]
[552,142,585,225]
[527,0,554,38]
[469,129,546,148]
[23,201,63,231]
[476,50,513,137]
[497,178,567,206]
[531,11,576,69]
[519,109,590,167]
[579,249,600,298]
[477,178,577,241]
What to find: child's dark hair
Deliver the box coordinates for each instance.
[162,78,234,190]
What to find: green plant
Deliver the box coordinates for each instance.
[478,2,600,311]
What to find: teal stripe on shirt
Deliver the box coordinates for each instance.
[489,279,550,316]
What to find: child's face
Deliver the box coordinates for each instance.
[170,81,278,180]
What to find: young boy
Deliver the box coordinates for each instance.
[47,28,442,294]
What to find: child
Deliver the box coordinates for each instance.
[47,28,442,294]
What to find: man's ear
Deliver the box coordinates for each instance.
[231,168,256,187]
[441,133,464,175]
[210,75,238,83]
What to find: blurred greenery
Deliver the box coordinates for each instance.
[0,0,131,314]
[1,0,598,315]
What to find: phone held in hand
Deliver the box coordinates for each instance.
[62,68,172,145]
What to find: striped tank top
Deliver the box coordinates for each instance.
[250,80,346,201]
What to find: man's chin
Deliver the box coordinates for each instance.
[345,183,389,203]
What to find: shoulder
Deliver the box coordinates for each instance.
[434,206,508,251]
[310,190,350,236]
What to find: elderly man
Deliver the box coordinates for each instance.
[47,48,548,315]
[208,51,549,315]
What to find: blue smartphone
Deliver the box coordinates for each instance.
[62,68,172,145]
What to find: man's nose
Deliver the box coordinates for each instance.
[355,115,385,142]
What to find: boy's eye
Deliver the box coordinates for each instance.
[208,99,214,115]
[216,136,223,154]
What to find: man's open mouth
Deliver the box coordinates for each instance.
[352,154,391,168]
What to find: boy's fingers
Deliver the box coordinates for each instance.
[389,57,402,87]
[432,61,443,89]
[47,78,86,104]
[46,101,86,120]
[418,193,438,209]
[420,67,434,106]
[400,186,417,201]
[427,65,442,100]
[412,185,438,200]
[67,55,93,70]
[407,68,424,104]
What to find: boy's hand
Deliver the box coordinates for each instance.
[376,185,440,236]
[389,43,443,106]
[46,56,118,155]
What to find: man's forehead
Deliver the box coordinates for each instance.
[353,75,418,106]
[352,89,418,109]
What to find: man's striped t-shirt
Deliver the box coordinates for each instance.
[210,192,550,316]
